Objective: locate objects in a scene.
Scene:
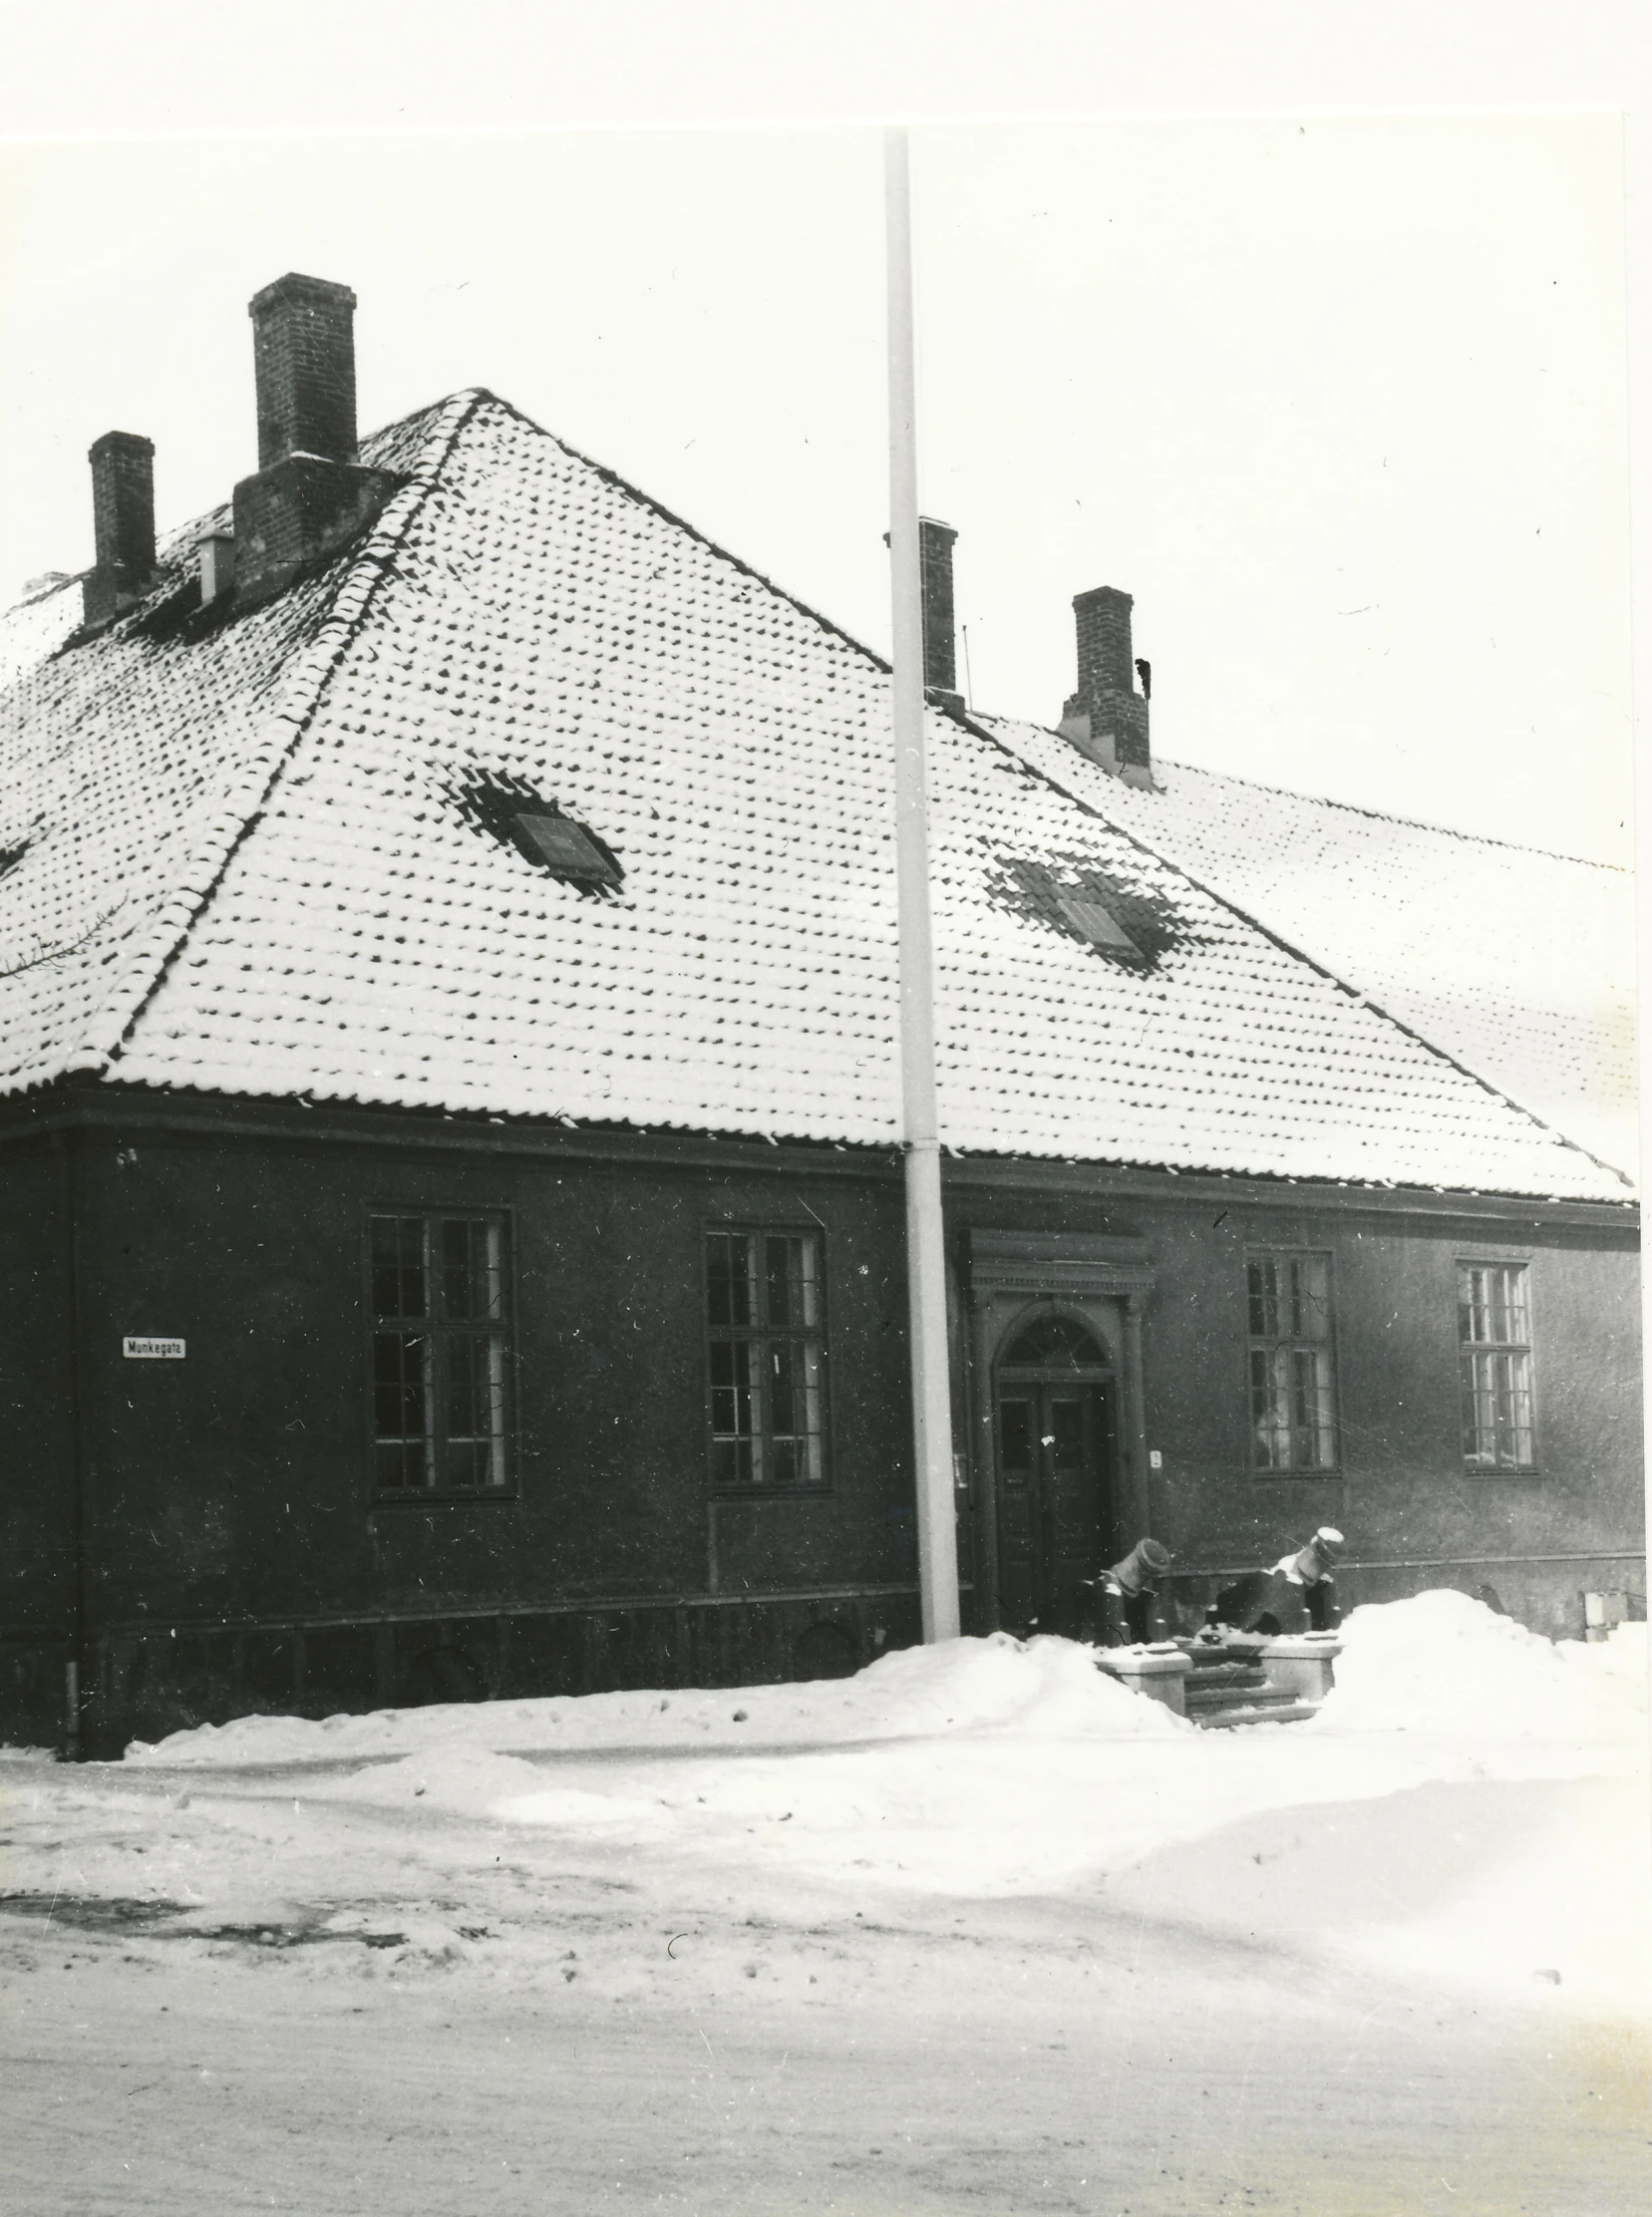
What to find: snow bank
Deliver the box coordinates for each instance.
[1308,1591,1648,1742]
[60,1608,1646,1926]
[121,1600,1646,1786]
[831,1632,1186,1741]
[125,1632,1181,1772]
[1576,1619,1649,1704]
[319,1744,678,1832]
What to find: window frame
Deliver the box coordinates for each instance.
[1243,1247,1342,1478]
[512,811,624,888]
[1053,889,1140,954]
[1457,1254,1540,1473]
[363,1202,518,1504]
[702,1220,832,1497]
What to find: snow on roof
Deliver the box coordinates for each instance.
[0,392,1629,1204]
[0,570,84,690]
[0,396,469,1100]
[977,715,1639,1182]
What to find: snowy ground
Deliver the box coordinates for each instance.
[2,1593,1648,2216]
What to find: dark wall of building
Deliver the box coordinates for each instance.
[1149,1199,1640,1593]
[0,1136,76,1741]
[2,1096,1640,1746]
[950,1178,1644,1639]
[69,1119,917,1639]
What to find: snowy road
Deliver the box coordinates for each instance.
[2,1600,1648,2214]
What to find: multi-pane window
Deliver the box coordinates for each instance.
[370,1213,510,1493]
[706,1229,826,1490]
[1459,1262,1535,1469]
[1247,1252,1338,1472]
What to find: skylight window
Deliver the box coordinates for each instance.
[447,769,625,895]
[989,853,1184,969]
[513,813,622,887]
[1054,890,1137,952]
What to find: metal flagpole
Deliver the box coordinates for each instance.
[884,127,961,1645]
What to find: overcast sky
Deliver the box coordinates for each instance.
[0,114,1633,863]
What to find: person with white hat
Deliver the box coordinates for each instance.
[1271,1526,1346,1631]
[1101,1536,1173,1645]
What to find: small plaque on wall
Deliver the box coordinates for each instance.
[123,1336,185,1360]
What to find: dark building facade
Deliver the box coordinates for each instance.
[1,277,1640,1754]
[0,1085,1638,1754]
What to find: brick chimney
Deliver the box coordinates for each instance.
[1058,585,1153,787]
[919,517,962,711]
[83,432,158,628]
[250,273,359,469]
[230,273,398,605]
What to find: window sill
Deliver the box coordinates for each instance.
[1247,1468,1344,1481]
[374,1488,518,1506]
[711,1485,834,1502]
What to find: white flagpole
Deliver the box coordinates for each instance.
[884,127,961,1645]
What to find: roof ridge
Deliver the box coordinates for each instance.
[978,711,1626,873]
[954,706,1636,1194]
[0,394,489,628]
[11,572,85,611]
[1156,751,1627,872]
[81,391,485,1079]
[463,388,898,678]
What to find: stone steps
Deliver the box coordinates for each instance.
[1192,1697,1323,1731]
[1096,1630,1341,1728]
[1185,1674,1307,1725]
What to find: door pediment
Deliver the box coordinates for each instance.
[967,1228,1155,1304]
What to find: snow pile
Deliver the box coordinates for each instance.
[126,1632,1181,1772]
[1309,1591,1648,1742]
[322,1745,566,1816]
[320,1743,682,1836]
[832,1632,1186,1741]
[37,1605,1642,1940]
[123,1603,1646,1780]
[1570,1619,1649,1706]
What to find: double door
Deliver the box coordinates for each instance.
[996,1381,1114,1637]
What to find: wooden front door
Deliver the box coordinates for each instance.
[995,1378,1115,1637]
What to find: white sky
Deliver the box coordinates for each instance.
[0,54,1639,869]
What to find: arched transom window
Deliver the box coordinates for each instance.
[1000,1313,1110,1371]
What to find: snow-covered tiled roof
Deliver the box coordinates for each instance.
[0,391,1630,1204]
[0,571,84,690]
[976,715,1638,1180]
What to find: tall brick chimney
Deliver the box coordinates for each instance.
[919,517,961,710]
[230,273,398,605]
[250,273,359,469]
[1058,584,1153,787]
[83,432,157,628]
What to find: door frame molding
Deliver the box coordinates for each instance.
[964,1231,1156,1633]
[992,1366,1115,1638]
